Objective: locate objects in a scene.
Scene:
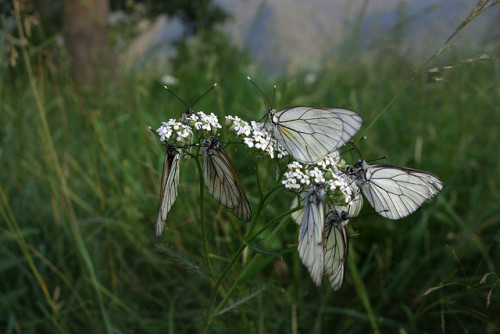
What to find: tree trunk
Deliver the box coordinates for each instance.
[61,0,109,87]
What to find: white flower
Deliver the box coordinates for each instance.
[226,116,288,159]
[187,111,222,134]
[316,152,341,171]
[156,119,193,145]
[309,167,325,184]
[282,154,356,205]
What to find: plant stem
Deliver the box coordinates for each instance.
[194,156,216,281]
[348,253,380,334]
[13,1,113,332]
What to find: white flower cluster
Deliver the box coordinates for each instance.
[316,151,341,169]
[225,116,288,159]
[282,161,311,190]
[157,119,193,144]
[282,153,354,205]
[326,174,355,204]
[187,111,222,133]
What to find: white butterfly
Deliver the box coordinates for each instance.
[346,160,444,220]
[265,107,363,163]
[202,136,252,221]
[323,208,350,291]
[156,144,181,237]
[296,185,326,286]
[291,192,355,289]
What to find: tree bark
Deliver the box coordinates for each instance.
[61,0,109,87]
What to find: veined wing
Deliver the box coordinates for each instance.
[297,185,326,286]
[202,136,252,221]
[290,196,304,225]
[355,161,444,220]
[270,107,362,163]
[155,147,181,237]
[324,208,349,291]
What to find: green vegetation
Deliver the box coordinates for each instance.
[1,3,499,334]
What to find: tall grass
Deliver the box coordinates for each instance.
[1,1,499,333]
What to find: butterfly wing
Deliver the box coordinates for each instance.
[323,209,349,291]
[290,196,305,225]
[271,107,362,163]
[203,139,252,221]
[297,186,325,286]
[155,150,181,237]
[360,163,444,220]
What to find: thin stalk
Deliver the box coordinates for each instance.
[213,247,296,316]
[348,254,380,334]
[203,195,293,331]
[203,167,284,331]
[194,156,216,281]
[355,80,410,142]
[251,207,298,243]
[244,158,264,239]
[202,243,246,333]
[13,2,113,332]
[0,186,59,317]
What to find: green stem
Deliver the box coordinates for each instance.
[355,80,410,142]
[195,156,216,281]
[249,206,298,243]
[203,190,293,332]
[244,158,264,239]
[203,243,246,333]
[13,3,112,332]
[213,247,296,316]
[203,163,284,332]
[348,253,380,334]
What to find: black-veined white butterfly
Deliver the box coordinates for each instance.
[323,208,350,291]
[296,184,326,286]
[156,143,181,237]
[346,160,444,220]
[292,194,352,290]
[265,107,363,163]
[202,136,252,221]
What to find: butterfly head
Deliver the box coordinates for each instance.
[266,108,278,123]
[179,108,195,124]
[203,135,220,151]
[340,211,350,222]
[354,160,365,169]
[165,143,178,156]
[313,184,326,200]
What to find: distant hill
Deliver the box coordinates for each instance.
[123,0,499,74]
[216,0,500,73]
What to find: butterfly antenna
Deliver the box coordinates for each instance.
[366,156,388,163]
[339,146,355,157]
[356,210,381,220]
[191,83,217,108]
[148,125,161,139]
[247,76,272,108]
[164,86,189,108]
[348,140,363,159]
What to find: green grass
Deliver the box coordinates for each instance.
[1,7,500,334]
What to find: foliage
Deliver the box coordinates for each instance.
[111,0,229,35]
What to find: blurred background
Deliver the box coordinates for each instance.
[1,0,499,332]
